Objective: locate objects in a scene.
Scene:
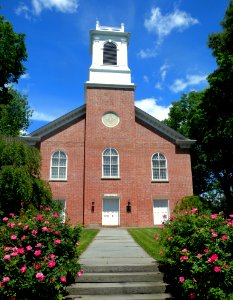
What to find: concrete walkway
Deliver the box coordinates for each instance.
[79,228,156,269]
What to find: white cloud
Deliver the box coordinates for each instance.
[31,110,57,122]
[143,75,149,83]
[160,63,169,82]
[138,48,157,59]
[16,0,79,17]
[170,74,207,93]
[155,82,162,90]
[135,98,171,121]
[145,7,199,43]
[20,73,30,80]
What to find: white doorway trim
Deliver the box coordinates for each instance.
[153,199,169,225]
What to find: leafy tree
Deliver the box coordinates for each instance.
[0,87,32,135]
[0,14,31,135]
[163,1,233,213]
[0,136,52,214]
[0,15,27,100]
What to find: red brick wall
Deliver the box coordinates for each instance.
[39,118,85,225]
[39,86,193,227]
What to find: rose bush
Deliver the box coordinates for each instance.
[157,210,233,299]
[0,206,82,300]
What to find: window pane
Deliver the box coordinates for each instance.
[59,158,66,166]
[111,149,118,155]
[51,167,58,178]
[59,152,66,159]
[160,169,167,179]
[111,156,118,165]
[53,152,59,159]
[159,160,166,168]
[52,158,59,166]
[59,167,66,178]
[103,148,111,155]
[111,165,118,176]
[153,169,159,179]
[103,156,110,164]
[103,165,110,176]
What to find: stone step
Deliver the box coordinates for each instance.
[67,281,168,295]
[76,272,164,282]
[66,293,173,300]
[81,264,159,273]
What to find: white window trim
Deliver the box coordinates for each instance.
[151,152,168,182]
[102,148,120,179]
[50,150,68,181]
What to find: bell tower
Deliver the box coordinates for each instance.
[86,20,134,87]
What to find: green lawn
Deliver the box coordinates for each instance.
[127,228,164,261]
[77,228,100,255]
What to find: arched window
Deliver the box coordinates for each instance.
[50,151,67,180]
[102,148,119,177]
[103,42,117,65]
[152,153,168,180]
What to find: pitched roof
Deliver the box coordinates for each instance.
[22,104,195,149]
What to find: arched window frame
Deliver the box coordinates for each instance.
[151,152,168,181]
[102,148,119,178]
[50,150,68,180]
[103,41,117,65]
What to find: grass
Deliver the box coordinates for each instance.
[127,228,164,261]
[77,228,100,255]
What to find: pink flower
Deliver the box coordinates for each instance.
[32,230,38,236]
[17,248,25,254]
[20,265,27,273]
[48,260,56,268]
[179,277,185,283]
[229,214,233,218]
[55,231,61,236]
[37,214,43,221]
[52,212,58,218]
[204,249,209,253]
[9,213,15,218]
[24,225,29,230]
[34,250,41,256]
[4,254,11,260]
[221,235,228,240]
[212,233,218,238]
[4,247,10,252]
[2,217,8,222]
[159,251,164,255]
[169,215,175,220]
[54,239,61,244]
[36,243,42,248]
[197,253,202,258]
[210,228,215,233]
[60,276,66,283]
[45,207,51,211]
[191,208,198,213]
[77,271,83,277]
[76,242,80,246]
[182,249,188,253]
[189,292,196,299]
[10,235,17,240]
[214,266,221,272]
[26,245,32,251]
[35,272,45,281]
[35,263,41,270]
[3,277,10,282]
[210,214,218,219]
[208,254,218,263]
[42,227,48,232]
[44,221,50,224]
[180,256,189,261]
[49,254,56,260]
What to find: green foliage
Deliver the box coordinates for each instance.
[158,210,233,299]
[0,87,32,136]
[0,207,82,299]
[0,15,27,91]
[0,136,52,214]
[174,195,208,215]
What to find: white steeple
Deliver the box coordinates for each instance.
[86,21,134,87]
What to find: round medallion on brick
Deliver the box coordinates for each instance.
[102,112,120,127]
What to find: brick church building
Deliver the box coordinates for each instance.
[26,22,195,227]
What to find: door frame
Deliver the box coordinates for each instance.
[153,199,169,225]
[102,195,120,226]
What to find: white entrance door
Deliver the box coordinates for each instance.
[102,198,119,226]
[153,199,169,225]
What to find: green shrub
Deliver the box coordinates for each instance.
[0,206,82,299]
[158,210,233,299]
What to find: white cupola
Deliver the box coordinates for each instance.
[86,21,134,87]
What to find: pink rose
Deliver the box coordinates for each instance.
[3,277,10,282]
[48,260,56,268]
[221,235,228,240]
[34,250,41,256]
[24,225,29,230]
[35,272,45,281]
[53,239,61,244]
[214,266,221,272]
[42,227,48,232]
[76,242,80,246]
[17,248,25,254]
[10,235,17,240]
[181,249,188,253]
[35,243,42,248]
[32,230,38,236]
[2,217,8,222]
[60,276,66,283]
[179,277,185,283]
[26,245,32,251]
[4,254,11,260]
[37,214,43,221]
[49,254,56,260]
[191,208,198,213]
[20,265,27,273]
[208,254,218,263]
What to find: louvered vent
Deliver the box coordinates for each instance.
[103,42,117,65]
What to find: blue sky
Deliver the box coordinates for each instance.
[1,0,229,133]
